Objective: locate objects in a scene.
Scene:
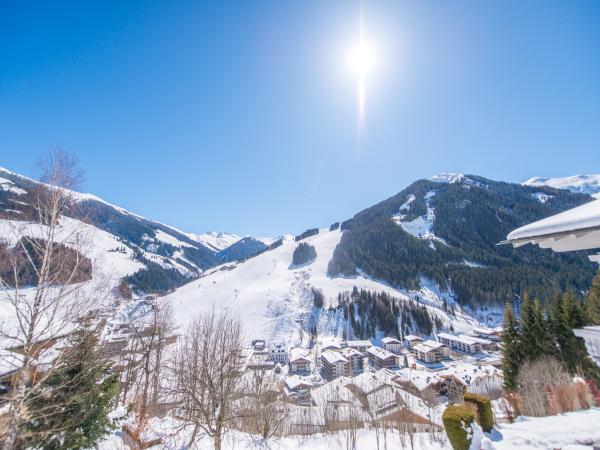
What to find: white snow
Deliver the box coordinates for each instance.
[165,229,475,345]
[0,176,27,195]
[531,192,554,204]
[392,191,448,246]
[524,174,600,199]
[431,173,465,184]
[188,231,242,252]
[153,229,194,249]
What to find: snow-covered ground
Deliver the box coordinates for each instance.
[392,190,448,248]
[165,228,477,345]
[99,408,600,450]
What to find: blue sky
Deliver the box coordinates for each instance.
[1,1,599,236]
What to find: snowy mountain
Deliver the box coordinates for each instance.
[166,228,477,344]
[524,174,600,199]
[3,164,596,342]
[188,231,242,252]
[0,166,258,294]
[330,174,596,308]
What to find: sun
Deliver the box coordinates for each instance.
[348,39,375,76]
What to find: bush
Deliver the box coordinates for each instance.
[442,404,475,450]
[464,393,494,432]
[293,243,317,266]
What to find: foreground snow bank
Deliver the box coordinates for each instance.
[491,408,600,450]
[99,408,600,450]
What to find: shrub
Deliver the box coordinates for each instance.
[442,404,475,450]
[464,393,494,432]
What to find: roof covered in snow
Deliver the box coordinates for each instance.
[505,198,600,261]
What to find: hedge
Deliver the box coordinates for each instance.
[464,393,494,432]
[442,404,475,450]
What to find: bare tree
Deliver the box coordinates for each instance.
[237,369,285,441]
[0,149,103,450]
[170,309,244,450]
[124,301,175,434]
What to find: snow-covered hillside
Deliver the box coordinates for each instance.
[524,174,600,199]
[166,228,477,345]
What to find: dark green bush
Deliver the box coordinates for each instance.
[464,393,494,432]
[442,404,475,450]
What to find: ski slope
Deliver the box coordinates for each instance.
[166,229,476,344]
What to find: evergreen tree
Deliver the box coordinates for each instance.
[586,271,600,325]
[549,293,600,383]
[501,303,521,391]
[532,298,555,357]
[520,294,539,360]
[23,330,118,450]
[562,291,586,329]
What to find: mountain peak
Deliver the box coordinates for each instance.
[523,174,600,198]
[430,173,466,184]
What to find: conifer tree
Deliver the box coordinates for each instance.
[520,294,539,360]
[586,271,600,325]
[562,291,586,329]
[549,293,600,383]
[501,303,521,391]
[533,298,555,357]
[23,330,118,450]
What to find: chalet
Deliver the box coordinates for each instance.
[414,340,448,364]
[340,347,366,375]
[381,337,402,354]
[289,347,312,374]
[465,335,498,351]
[366,346,397,370]
[392,368,447,400]
[472,326,502,342]
[321,337,342,352]
[269,341,289,364]
[404,335,424,350]
[342,339,373,353]
[438,363,503,399]
[321,350,350,380]
[284,375,314,397]
[437,333,482,354]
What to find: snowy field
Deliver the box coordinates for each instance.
[99,408,600,450]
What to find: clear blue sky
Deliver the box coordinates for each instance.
[1,1,599,236]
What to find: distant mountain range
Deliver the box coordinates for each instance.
[523,174,600,199]
[0,166,267,294]
[1,165,597,340]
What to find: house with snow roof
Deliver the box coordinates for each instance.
[437,332,482,354]
[414,340,448,363]
[288,347,311,374]
[382,336,403,354]
[321,350,350,380]
[366,345,398,369]
[403,335,424,350]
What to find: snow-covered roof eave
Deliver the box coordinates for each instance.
[502,198,600,262]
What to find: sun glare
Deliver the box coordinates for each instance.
[348,40,375,76]
[349,12,376,152]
